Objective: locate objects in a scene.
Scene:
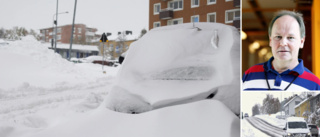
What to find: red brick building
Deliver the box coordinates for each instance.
[40,24,100,45]
[149,0,240,30]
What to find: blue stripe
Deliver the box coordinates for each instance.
[293,78,320,90]
[244,88,282,91]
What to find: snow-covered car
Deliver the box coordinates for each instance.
[283,117,312,137]
[103,23,240,136]
[70,57,82,63]
[308,124,318,137]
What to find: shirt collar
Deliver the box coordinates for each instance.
[264,57,304,75]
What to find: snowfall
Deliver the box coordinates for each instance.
[0,23,240,137]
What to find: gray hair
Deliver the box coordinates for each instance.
[268,10,305,38]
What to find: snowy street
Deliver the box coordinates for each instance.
[246,117,286,137]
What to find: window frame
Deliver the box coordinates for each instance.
[207,12,216,23]
[153,21,161,28]
[191,0,199,8]
[207,0,216,5]
[154,3,161,15]
[191,15,200,23]
[167,18,183,25]
[168,0,183,11]
[225,9,240,23]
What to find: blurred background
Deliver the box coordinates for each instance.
[242,0,320,78]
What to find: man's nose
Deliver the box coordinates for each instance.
[279,38,288,46]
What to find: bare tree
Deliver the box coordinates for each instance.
[252,104,260,116]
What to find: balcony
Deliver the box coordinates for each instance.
[159,8,173,20]
[233,17,240,29]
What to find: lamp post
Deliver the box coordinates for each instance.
[52,11,68,49]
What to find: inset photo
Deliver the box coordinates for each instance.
[241,0,320,91]
[242,92,320,137]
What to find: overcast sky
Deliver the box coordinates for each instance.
[0,0,149,36]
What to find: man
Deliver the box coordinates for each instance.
[243,10,320,90]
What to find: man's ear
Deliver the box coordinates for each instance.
[269,37,273,48]
[300,37,305,49]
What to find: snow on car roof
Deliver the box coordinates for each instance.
[286,117,306,122]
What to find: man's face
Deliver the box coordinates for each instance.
[269,15,305,63]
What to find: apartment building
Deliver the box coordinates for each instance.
[149,0,240,30]
[40,24,100,45]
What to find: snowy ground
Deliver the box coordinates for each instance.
[0,36,120,137]
[242,118,270,137]
[0,23,240,137]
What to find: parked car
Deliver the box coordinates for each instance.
[308,124,319,137]
[283,117,312,137]
[244,113,249,118]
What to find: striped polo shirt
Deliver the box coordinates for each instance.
[242,57,320,91]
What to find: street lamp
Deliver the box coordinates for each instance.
[52,11,68,49]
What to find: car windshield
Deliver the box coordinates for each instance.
[288,122,307,129]
[308,125,317,128]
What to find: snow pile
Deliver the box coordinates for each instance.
[0,36,114,93]
[26,100,239,137]
[105,23,240,114]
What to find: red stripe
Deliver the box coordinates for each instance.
[299,71,320,85]
[245,65,264,75]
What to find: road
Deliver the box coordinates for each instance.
[246,117,286,137]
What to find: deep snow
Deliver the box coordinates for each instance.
[0,22,240,137]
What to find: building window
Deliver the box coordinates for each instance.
[168,0,183,11]
[57,28,61,33]
[207,0,216,5]
[191,15,199,22]
[191,0,199,8]
[73,28,76,33]
[225,9,240,23]
[295,101,300,105]
[78,28,82,33]
[207,12,216,22]
[78,35,82,40]
[57,35,61,40]
[153,22,161,28]
[154,3,161,15]
[168,18,183,25]
[226,0,232,1]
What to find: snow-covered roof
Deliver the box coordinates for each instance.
[284,95,302,107]
[294,98,309,108]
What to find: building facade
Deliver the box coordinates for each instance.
[94,31,137,59]
[149,0,240,30]
[295,98,311,120]
[40,24,100,45]
[284,95,303,116]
